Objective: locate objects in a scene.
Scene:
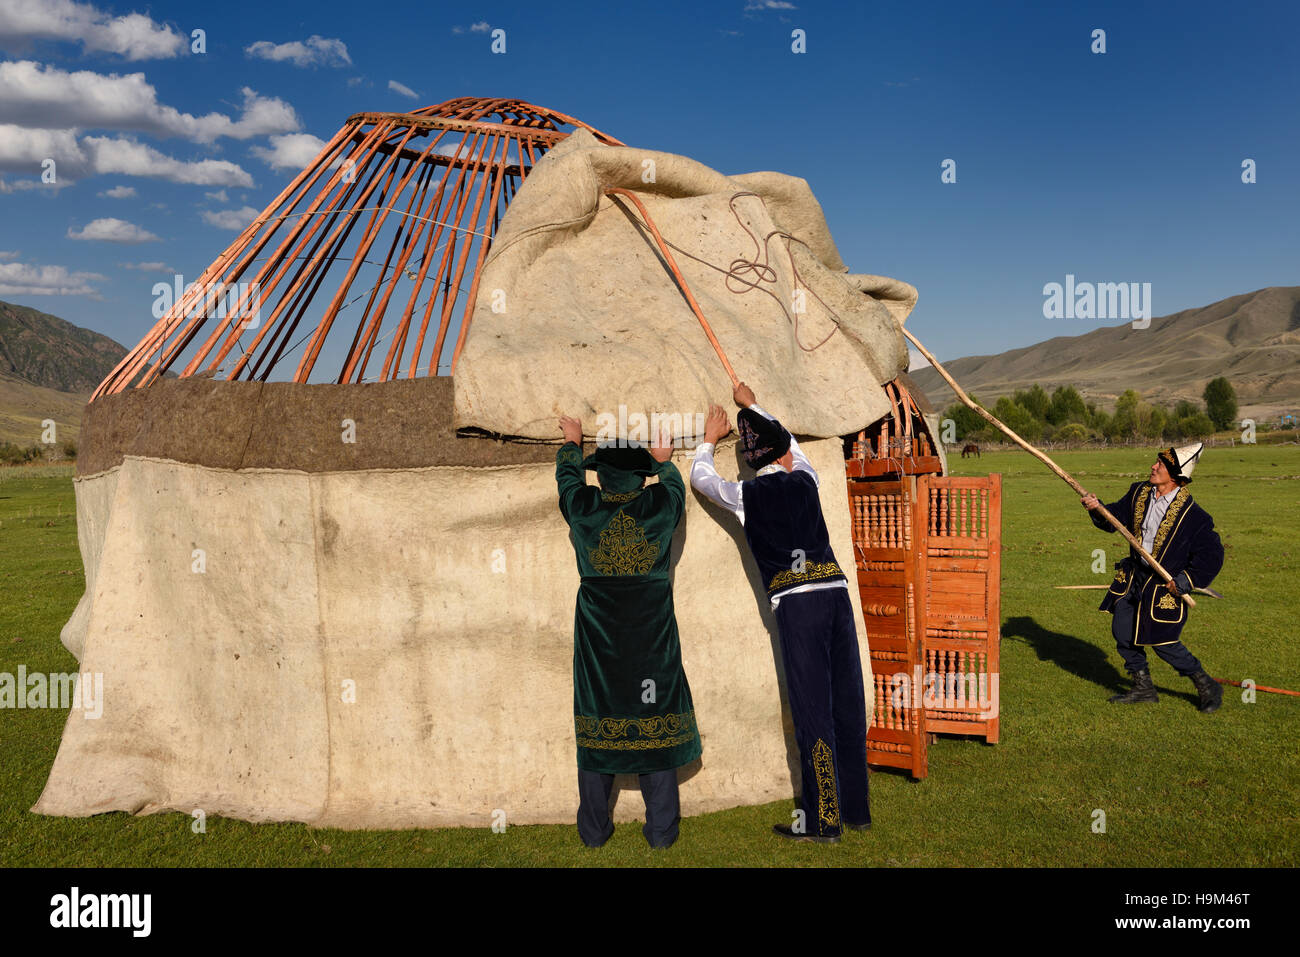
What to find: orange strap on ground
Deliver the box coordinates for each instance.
[1213,678,1300,697]
[604,187,740,387]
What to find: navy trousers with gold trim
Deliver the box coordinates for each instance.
[1111,569,1203,676]
[773,588,871,838]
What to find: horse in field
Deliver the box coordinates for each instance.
[961,443,980,458]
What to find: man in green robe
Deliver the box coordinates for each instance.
[556,415,702,849]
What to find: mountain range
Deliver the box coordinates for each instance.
[908,286,1300,421]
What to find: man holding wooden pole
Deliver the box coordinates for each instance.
[1080,443,1225,712]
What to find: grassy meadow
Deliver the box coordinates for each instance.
[0,447,1296,867]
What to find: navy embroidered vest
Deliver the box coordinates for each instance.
[740,470,847,599]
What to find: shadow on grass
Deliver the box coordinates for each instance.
[1002,615,1202,706]
[1003,615,1127,692]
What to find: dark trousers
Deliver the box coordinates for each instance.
[577,768,680,848]
[1111,576,1203,676]
[772,588,871,838]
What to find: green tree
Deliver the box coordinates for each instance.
[1169,413,1215,439]
[1055,422,1089,445]
[993,396,1041,441]
[1013,384,1051,422]
[942,398,988,442]
[1144,405,1168,440]
[1173,399,1200,419]
[1203,377,1237,431]
[1047,385,1088,425]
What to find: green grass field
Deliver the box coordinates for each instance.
[1,448,1296,867]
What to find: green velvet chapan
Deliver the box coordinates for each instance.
[556,443,702,774]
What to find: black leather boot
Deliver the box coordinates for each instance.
[1109,669,1158,704]
[1190,671,1223,713]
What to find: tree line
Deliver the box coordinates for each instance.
[944,377,1240,445]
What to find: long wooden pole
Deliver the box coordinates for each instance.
[904,327,1195,608]
[604,187,740,387]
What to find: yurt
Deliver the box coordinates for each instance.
[35,97,936,828]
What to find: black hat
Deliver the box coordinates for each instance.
[737,408,791,470]
[582,444,657,493]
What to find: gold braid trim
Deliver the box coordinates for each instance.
[577,732,697,752]
[767,560,845,594]
[812,739,840,830]
[600,489,642,503]
[1152,487,1189,560]
[587,512,660,575]
[575,711,696,751]
[559,446,582,465]
[1132,483,1151,538]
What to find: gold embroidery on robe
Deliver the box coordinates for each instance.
[1132,484,1152,538]
[1152,488,1189,559]
[560,446,582,464]
[600,490,642,503]
[1157,592,1178,610]
[812,739,839,829]
[767,560,844,594]
[575,711,695,750]
[588,512,660,575]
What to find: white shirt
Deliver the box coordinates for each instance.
[689,403,848,608]
[1139,486,1179,566]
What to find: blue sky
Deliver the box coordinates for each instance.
[0,0,1296,372]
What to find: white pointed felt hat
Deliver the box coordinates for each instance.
[1160,442,1203,483]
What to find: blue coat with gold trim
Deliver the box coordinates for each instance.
[1091,481,1224,646]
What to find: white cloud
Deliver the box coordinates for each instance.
[83,136,254,186]
[0,259,106,296]
[204,189,228,202]
[0,62,300,143]
[388,79,418,99]
[0,0,185,60]
[120,260,171,271]
[67,217,158,242]
[470,22,491,32]
[250,132,326,170]
[346,76,366,88]
[0,250,21,259]
[200,205,260,231]
[0,123,84,168]
[744,1,797,9]
[0,127,252,186]
[245,35,351,68]
[98,184,135,198]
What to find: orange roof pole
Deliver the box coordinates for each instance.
[604,187,740,388]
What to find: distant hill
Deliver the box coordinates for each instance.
[0,299,133,449]
[909,286,1300,421]
[0,299,129,394]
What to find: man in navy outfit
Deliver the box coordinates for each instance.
[1081,442,1225,713]
[690,381,871,843]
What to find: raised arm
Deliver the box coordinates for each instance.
[556,415,591,523]
[1081,483,1139,533]
[735,381,817,487]
[650,419,686,523]
[689,403,745,520]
